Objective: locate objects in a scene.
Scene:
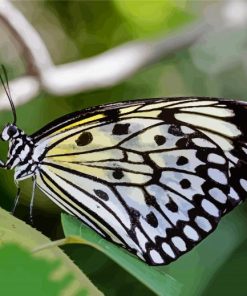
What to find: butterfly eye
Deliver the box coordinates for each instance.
[1,125,17,141]
[7,125,17,138]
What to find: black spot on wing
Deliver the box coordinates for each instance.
[146,212,158,228]
[176,156,188,166]
[168,125,183,136]
[112,123,130,135]
[112,169,124,180]
[129,207,140,225]
[103,108,120,122]
[154,135,166,146]
[145,194,157,207]
[76,131,93,146]
[166,201,179,212]
[180,179,191,189]
[158,108,176,122]
[94,189,109,201]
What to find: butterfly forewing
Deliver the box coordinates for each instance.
[31,97,247,265]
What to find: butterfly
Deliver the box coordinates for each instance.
[0,72,247,266]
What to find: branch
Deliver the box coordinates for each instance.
[0,76,40,110]
[41,21,208,96]
[0,0,246,110]
[0,0,53,75]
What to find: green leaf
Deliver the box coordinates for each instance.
[0,243,87,296]
[61,214,181,296]
[0,208,103,296]
[200,237,247,296]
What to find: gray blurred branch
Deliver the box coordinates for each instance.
[0,0,246,109]
[41,21,209,96]
[0,0,53,75]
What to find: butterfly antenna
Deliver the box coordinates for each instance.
[0,65,17,125]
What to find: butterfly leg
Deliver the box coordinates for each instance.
[29,177,37,225]
[11,181,20,215]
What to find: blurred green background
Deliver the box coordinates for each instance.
[0,0,247,295]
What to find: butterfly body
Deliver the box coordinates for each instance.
[1,97,247,265]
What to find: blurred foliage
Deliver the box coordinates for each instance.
[113,0,193,37]
[0,0,247,295]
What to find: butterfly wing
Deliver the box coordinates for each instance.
[33,97,247,265]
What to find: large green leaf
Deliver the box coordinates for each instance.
[61,214,181,296]
[0,208,102,296]
[0,243,87,296]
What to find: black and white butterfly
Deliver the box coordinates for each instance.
[1,69,247,265]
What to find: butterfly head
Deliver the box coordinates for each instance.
[1,124,19,141]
